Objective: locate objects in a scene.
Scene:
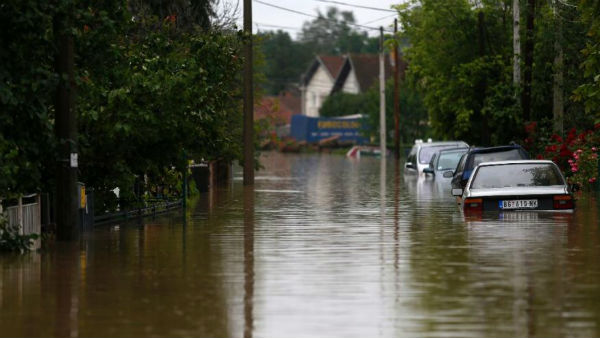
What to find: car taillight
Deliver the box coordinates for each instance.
[464,198,483,211]
[553,195,574,209]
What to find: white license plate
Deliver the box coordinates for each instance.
[499,199,538,209]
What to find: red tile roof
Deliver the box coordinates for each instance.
[318,55,345,79]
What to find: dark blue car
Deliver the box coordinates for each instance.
[450,145,530,191]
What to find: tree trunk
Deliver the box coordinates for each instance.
[513,0,521,86]
[553,7,564,136]
[522,0,535,122]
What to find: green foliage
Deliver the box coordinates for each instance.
[397,0,592,145]
[75,4,244,212]
[257,30,313,95]
[574,0,600,124]
[0,215,39,253]
[0,1,57,194]
[320,79,430,145]
[257,7,380,95]
[299,7,377,55]
[1,0,246,213]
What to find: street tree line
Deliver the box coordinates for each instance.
[396,0,599,146]
[1,0,244,211]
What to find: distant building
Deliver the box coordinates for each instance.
[300,55,345,117]
[300,53,406,117]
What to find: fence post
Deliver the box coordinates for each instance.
[17,196,23,235]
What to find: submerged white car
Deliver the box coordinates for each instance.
[405,140,468,174]
[452,160,575,212]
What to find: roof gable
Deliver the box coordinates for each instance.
[331,54,408,94]
[302,55,345,86]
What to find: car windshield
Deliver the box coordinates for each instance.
[470,149,524,168]
[470,163,565,189]
[419,145,459,164]
[437,150,467,171]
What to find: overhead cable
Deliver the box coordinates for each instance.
[314,0,396,13]
[253,0,392,32]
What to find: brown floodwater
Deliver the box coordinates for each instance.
[1,151,599,337]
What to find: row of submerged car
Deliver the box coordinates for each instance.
[405,139,575,212]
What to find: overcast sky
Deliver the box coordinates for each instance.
[216,0,403,39]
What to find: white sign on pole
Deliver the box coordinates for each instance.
[70,153,78,168]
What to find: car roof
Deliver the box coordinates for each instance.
[417,141,468,148]
[438,147,469,153]
[475,159,556,167]
[467,145,524,154]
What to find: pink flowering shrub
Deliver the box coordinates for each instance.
[524,122,600,190]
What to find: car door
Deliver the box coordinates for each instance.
[451,153,468,189]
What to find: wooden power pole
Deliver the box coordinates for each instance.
[513,0,521,86]
[393,19,400,159]
[379,27,386,157]
[54,12,79,241]
[243,0,254,185]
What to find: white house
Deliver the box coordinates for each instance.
[300,54,402,117]
[300,55,345,117]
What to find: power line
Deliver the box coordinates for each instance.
[253,0,392,32]
[362,13,397,26]
[255,22,302,31]
[314,0,396,13]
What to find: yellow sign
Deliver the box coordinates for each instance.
[317,120,361,129]
[80,185,86,209]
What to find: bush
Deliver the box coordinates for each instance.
[0,215,39,253]
[524,122,600,190]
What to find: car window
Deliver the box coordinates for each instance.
[455,153,467,173]
[437,150,467,171]
[469,149,525,169]
[407,146,417,164]
[470,163,565,189]
[418,145,458,164]
[429,153,437,168]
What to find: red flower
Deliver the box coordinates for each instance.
[551,134,563,143]
[559,144,571,158]
[525,121,537,134]
[536,154,544,159]
[595,123,600,130]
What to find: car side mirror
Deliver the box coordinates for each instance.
[423,167,434,174]
[405,162,415,169]
[452,188,463,196]
[443,171,454,178]
[570,183,580,193]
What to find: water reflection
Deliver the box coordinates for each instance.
[0,152,599,337]
[243,186,254,338]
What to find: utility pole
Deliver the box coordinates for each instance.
[54,11,79,241]
[379,26,386,157]
[513,0,521,86]
[522,0,535,122]
[243,0,254,185]
[393,19,400,159]
[552,4,564,136]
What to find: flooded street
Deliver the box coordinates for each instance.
[1,151,600,337]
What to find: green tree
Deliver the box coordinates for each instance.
[320,79,429,145]
[574,0,600,124]
[257,30,312,95]
[299,7,378,55]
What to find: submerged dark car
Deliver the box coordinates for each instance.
[450,145,530,191]
[453,160,574,213]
